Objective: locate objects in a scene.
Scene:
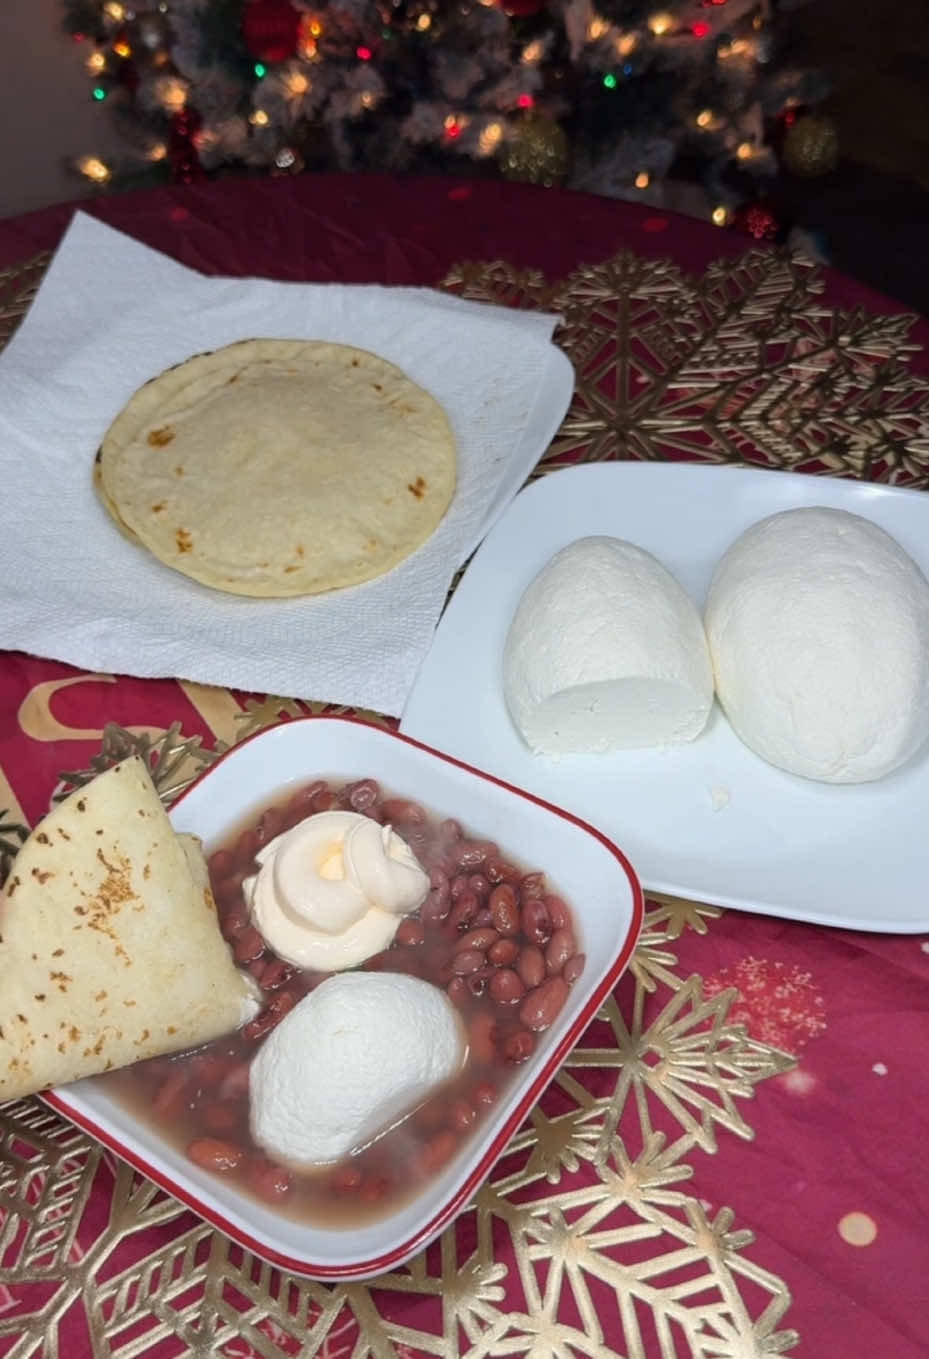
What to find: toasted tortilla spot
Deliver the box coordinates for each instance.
[36,833,49,845]
[407,476,427,499]
[147,427,175,447]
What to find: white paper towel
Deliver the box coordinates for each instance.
[0,213,571,715]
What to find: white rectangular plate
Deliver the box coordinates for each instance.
[401,463,929,933]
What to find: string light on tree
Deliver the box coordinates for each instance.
[61,0,819,212]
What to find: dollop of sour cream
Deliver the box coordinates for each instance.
[242,810,429,970]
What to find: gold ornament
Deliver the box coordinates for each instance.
[781,114,839,177]
[499,113,570,187]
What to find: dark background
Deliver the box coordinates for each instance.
[778,0,929,317]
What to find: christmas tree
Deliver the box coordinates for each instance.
[62,0,829,226]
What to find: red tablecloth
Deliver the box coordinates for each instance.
[1,173,928,1359]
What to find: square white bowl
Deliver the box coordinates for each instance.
[44,715,643,1280]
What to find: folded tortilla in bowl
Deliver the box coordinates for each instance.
[0,756,257,1101]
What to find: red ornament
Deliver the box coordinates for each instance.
[169,106,205,185]
[731,198,785,243]
[498,0,547,15]
[241,0,301,63]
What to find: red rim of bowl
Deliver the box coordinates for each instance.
[43,712,645,1280]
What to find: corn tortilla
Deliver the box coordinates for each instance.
[95,339,457,597]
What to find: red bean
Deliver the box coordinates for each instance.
[468,1011,497,1064]
[450,1099,477,1132]
[420,1130,457,1173]
[187,1137,244,1173]
[545,927,576,976]
[448,892,480,933]
[485,857,521,884]
[520,872,546,899]
[242,989,296,1041]
[472,909,495,928]
[489,883,519,935]
[381,798,427,826]
[233,926,266,965]
[488,937,519,966]
[450,874,471,901]
[516,944,546,989]
[395,917,425,946]
[453,841,493,870]
[563,953,586,984]
[361,1174,393,1203]
[208,848,234,881]
[346,778,379,812]
[438,817,462,845]
[311,789,337,812]
[472,1080,497,1107]
[215,872,246,906]
[520,976,569,1032]
[255,807,284,847]
[451,948,486,975]
[504,1030,535,1064]
[467,967,493,997]
[421,889,451,925]
[545,894,571,930]
[489,968,525,1006]
[446,976,470,1007]
[456,926,498,952]
[521,897,553,946]
[220,908,247,941]
[467,874,491,901]
[234,828,262,870]
[286,780,327,818]
[260,958,297,990]
[429,866,450,894]
[245,1156,292,1200]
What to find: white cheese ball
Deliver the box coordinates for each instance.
[705,506,929,783]
[502,536,714,754]
[249,972,464,1166]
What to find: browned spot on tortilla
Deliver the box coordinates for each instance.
[57,828,71,840]
[134,1029,151,1045]
[167,1024,177,1035]
[284,565,298,573]
[36,832,49,845]
[351,358,360,367]
[175,466,185,477]
[151,501,166,514]
[52,948,64,957]
[176,528,193,554]
[407,476,427,499]
[69,1025,80,1042]
[94,990,107,1002]
[57,1042,66,1054]
[16,1014,27,1024]
[0,1026,4,1039]
[296,544,305,557]
[373,382,383,392]
[227,373,239,384]
[123,999,136,1007]
[6,876,18,897]
[30,868,52,884]
[147,426,175,447]
[33,995,45,1002]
